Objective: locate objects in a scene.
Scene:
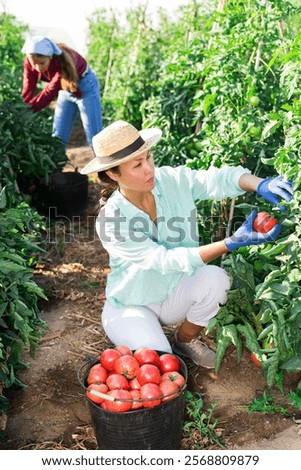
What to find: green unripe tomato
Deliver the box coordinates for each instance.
[248,125,262,137]
[242,135,251,145]
[194,141,203,152]
[189,149,198,157]
[249,95,260,107]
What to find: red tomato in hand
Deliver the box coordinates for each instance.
[100,348,121,371]
[161,371,186,389]
[253,211,278,233]
[140,383,162,408]
[106,373,130,390]
[159,380,180,402]
[159,353,181,373]
[103,389,132,412]
[86,383,109,404]
[87,364,108,384]
[114,354,140,379]
[136,364,161,385]
[134,347,161,366]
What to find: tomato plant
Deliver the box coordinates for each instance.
[159,353,181,373]
[253,212,278,233]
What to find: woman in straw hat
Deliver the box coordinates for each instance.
[80,120,292,368]
[21,35,102,148]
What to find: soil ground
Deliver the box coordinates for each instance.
[2,118,301,451]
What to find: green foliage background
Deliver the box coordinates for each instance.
[0,13,65,423]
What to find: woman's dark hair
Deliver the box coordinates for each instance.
[98,167,120,206]
[56,42,79,93]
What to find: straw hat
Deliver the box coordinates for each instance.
[80,120,162,174]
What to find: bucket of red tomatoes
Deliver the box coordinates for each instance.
[77,345,188,450]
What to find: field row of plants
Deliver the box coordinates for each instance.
[0,12,67,429]
[0,0,300,434]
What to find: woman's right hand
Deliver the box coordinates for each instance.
[225,210,281,251]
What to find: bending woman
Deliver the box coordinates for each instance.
[21,35,102,148]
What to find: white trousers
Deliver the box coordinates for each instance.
[102,265,230,353]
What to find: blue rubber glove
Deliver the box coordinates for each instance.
[257,176,293,211]
[225,210,281,251]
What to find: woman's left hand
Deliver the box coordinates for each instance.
[256,176,293,211]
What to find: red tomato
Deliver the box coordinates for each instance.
[130,389,143,410]
[250,352,261,367]
[253,211,278,233]
[133,347,161,366]
[159,353,181,374]
[136,364,161,385]
[161,371,186,389]
[100,348,121,371]
[129,377,141,390]
[159,380,180,402]
[114,354,140,379]
[115,344,133,356]
[140,383,162,408]
[86,383,109,404]
[87,364,108,384]
[104,389,132,412]
[106,373,130,390]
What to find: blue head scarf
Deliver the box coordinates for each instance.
[22,36,62,56]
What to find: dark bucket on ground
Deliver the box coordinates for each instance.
[77,354,187,450]
[32,171,88,218]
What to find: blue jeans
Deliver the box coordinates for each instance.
[52,67,102,148]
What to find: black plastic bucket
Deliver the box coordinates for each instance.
[33,172,88,218]
[78,354,187,450]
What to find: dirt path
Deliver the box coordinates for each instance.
[2,121,301,451]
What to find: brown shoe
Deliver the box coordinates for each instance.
[172,332,216,369]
